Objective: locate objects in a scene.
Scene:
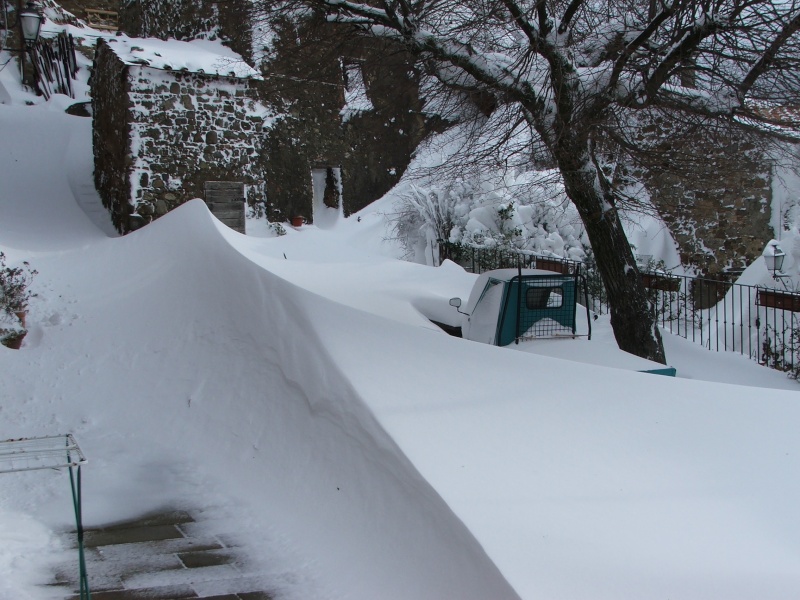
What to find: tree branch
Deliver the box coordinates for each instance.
[607,2,678,93]
[641,13,719,102]
[738,8,800,101]
[499,0,541,49]
[558,0,584,35]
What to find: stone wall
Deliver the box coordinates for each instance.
[92,39,268,233]
[92,39,132,232]
[340,39,427,216]
[258,19,428,221]
[118,0,253,63]
[633,116,774,276]
[256,18,347,223]
[115,5,432,223]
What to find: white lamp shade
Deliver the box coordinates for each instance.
[764,246,786,273]
[19,4,43,45]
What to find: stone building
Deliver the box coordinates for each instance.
[98,0,793,276]
[92,36,268,233]
[116,0,430,224]
[118,0,253,64]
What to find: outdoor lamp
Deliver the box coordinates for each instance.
[19,2,44,47]
[764,243,786,276]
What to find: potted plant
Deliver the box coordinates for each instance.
[0,253,37,349]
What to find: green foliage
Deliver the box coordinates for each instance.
[246,202,287,237]
[492,202,524,251]
[247,200,267,220]
[269,222,287,237]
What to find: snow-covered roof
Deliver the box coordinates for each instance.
[758,105,800,126]
[477,267,573,282]
[104,36,262,80]
[463,268,573,317]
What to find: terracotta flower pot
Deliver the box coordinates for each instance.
[3,331,26,350]
[1,312,27,350]
[291,216,305,227]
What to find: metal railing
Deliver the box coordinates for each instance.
[447,244,800,377]
[638,273,800,373]
[442,243,582,275]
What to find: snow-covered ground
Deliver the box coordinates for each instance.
[2,45,800,600]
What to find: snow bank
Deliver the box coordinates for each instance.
[1,195,516,599]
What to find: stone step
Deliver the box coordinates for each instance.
[54,509,275,600]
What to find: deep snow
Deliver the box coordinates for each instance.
[2,46,800,600]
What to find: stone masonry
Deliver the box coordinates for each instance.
[118,6,431,223]
[630,115,774,276]
[119,0,254,70]
[103,0,785,265]
[92,38,268,233]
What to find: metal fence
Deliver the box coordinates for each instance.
[443,244,582,275]
[448,244,800,376]
[29,32,78,100]
[637,273,800,373]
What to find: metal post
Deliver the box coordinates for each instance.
[69,462,91,600]
[16,0,36,90]
[515,263,522,344]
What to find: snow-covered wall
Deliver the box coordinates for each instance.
[92,38,269,233]
[92,39,131,232]
[631,114,776,276]
[118,0,430,222]
[259,21,428,221]
[119,0,254,63]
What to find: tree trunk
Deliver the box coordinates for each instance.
[555,146,667,364]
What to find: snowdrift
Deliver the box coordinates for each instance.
[2,102,800,600]
[1,201,516,599]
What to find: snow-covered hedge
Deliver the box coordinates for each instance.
[391,171,589,266]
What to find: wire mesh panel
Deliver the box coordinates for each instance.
[0,435,90,599]
[506,274,579,343]
[0,434,86,474]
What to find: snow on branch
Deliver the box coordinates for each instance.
[302,0,800,131]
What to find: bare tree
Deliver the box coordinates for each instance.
[262,0,800,363]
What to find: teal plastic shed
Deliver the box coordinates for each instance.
[456,268,676,376]
[463,269,582,346]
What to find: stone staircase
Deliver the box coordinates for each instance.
[52,510,276,600]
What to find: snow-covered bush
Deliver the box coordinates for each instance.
[391,171,589,266]
[0,253,36,347]
[390,184,459,263]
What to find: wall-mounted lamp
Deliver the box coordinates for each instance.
[764,242,788,279]
[18,1,44,47]
[15,1,44,90]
